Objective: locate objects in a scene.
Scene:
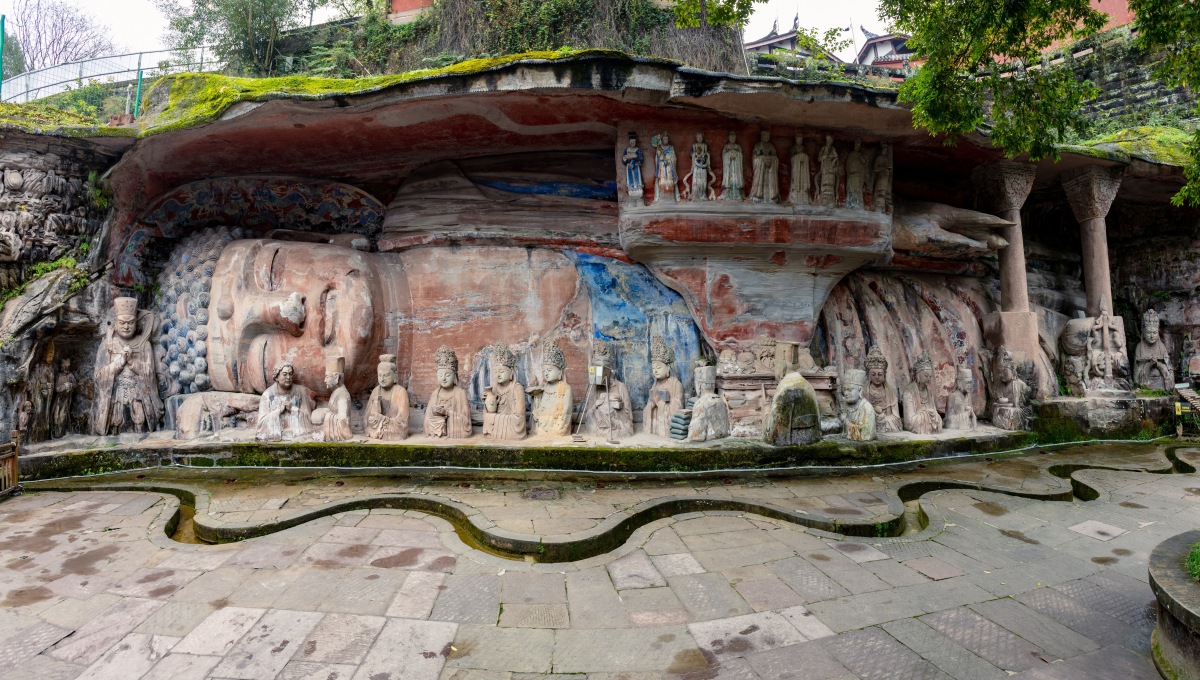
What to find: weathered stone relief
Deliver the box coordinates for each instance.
[749,131,780,203]
[581,340,634,439]
[644,335,684,438]
[424,345,472,439]
[720,132,745,202]
[687,362,730,442]
[367,354,409,441]
[685,133,714,202]
[840,368,876,441]
[902,351,943,435]
[316,355,354,442]
[1134,309,1173,390]
[652,133,680,204]
[482,343,526,440]
[990,347,1029,431]
[622,132,644,201]
[256,360,314,442]
[529,341,572,437]
[864,346,903,434]
[93,298,163,437]
[943,366,978,431]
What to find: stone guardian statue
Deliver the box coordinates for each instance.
[841,368,876,441]
[749,131,780,203]
[902,350,943,435]
[864,346,902,433]
[529,341,573,436]
[93,297,163,435]
[720,132,745,201]
[1134,309,1173,390]
[644,336,685,437]
[482,343,527,440]
[256,360,314,442]
[424,345,472,438]
[367,354,409,440]
[685,133,714,201]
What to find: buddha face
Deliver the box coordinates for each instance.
[275,365,294,390]
[1144,324,1159,345]
[325,371,342,390]
[437,367,456,389]
[378,366,396,389]
[842,382,862,405]
[494,365,513,385]
[543,364,563,384]
[115,315,137,340]
[868,366,886,388]
[208,239,380,395]
[916,367,932,388]
[956,371,972,393]
[652,360,670,380]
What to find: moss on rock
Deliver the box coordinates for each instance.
[1060,126,1192,168]
[0,102,135,138]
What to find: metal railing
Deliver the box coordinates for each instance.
[0,433,18,499]
[1,47,224,104]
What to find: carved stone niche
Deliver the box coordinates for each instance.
[715,338,837,437]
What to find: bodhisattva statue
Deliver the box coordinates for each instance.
[317,355,353,442]
[94,297,163,435]
[1134,309,1173,390]
[721,132,745,201]
[687,362,730,442]
[942,366,977,431]
[367,354,409,440]
[991,347,1028,431]
[582,340,633,438]
[845,140,867,209]
[644,336,684,437]
[483,343,526,440]
[424,345,472,438]
[686,133,714,201]
[817,135,840,207]
[841,368,876,441]
[653,132,680,203]
[51,357,76,439]
[864,346,903,433]
[902,351,943,435]
[17,399,32,443]
[29,344,54,442]
[622,132,644,200]
[256,360,314,442]
[789,133,811,205]
[873,142,892,212]
[749,130,780,203]
[529,341,573,436]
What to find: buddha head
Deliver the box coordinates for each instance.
[272,361,295,390]
[324,355,345,391]
[650,336,674,381]
[377,354,397,389]
[913,350,933,388]
[955,366,972,394]
[114,297,138,341]
[435,345,459,389]
[842,368,866,406]
[866,346,888,389]
[1143,309,1161,346]
[543,341,566,384]
[995,347,1016,385]
[490,343,517,386]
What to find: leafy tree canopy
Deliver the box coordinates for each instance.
[671,0,765,28]
[157,0,328,75]
[3,33,27,78]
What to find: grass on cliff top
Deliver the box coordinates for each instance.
[143,48,644,135]
[0,101,135,138]
[1188,541,1200,581]
[1060,126,1192,168]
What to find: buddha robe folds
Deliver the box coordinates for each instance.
[257,385,314,442]
[483,381,527,440]
[367,384,409,440]
[583,380,633,438]
[424,386,472,438]
[865,382,902,433]
[643,376,684,438]
[902,384,942,435]
[531,381,573,436]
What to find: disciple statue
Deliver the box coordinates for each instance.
[845,140,867,209]
[17,399,31,443]
[529,340,573,436]
[482,343,526,440]
[317,355,353,442]
[94,297,163,435]
[902,351,942,435]
[28,345,55,442]
[1134,309,1173,390]
[817,135,840,207]
[367,354,409,440]
[622,132,644,199]
[687,361,730,442]
[990,347,1029,431]
[51,358,77,439]
[873,142,892,212]
[720,131,745,201]
[749,131,780,203]
[685,133,715,201]
[643,336,685,437]
[841,368,876,441]
[942,366,977,431]
[789,133,811,205]
[864,346,902,433]
[653,132,680,203]
[582,340,633,438]
[256,360,315,442]
[424,345,472,438]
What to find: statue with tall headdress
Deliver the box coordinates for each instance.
[643,335,684,438]
[94,297,163,435]
[942,366,977,431]
[1134,309,1173,390]
[317,355,353,442]
[367,354,409,440]
[990,347,1029,430]
[256,359,314,442]
[582,340,633,438]
[424,345,472,438]
[529,340,573,436]
[483,343,526,440]
[840,368,876,441]
[864,346,902,433]
[902,350,942,435]
[688,360,729,442]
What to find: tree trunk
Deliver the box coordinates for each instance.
[699,0,708,27]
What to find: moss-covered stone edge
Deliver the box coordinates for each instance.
[0,101,136,139]
[1058,125,1192,168]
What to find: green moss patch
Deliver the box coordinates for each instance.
[1187,541,1200,581]
[1060,126,1192,168]
[0,101,135,138]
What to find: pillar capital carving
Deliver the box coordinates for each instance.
[973,160,1037,214]
[1062,165,1122,222]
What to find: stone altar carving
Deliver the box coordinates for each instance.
[581,341,633,438]
[687,362,729,442]
[990,347,1028,431]
[789,133,810,205]
[864,346,903,433]
[840,368,876,441]
[367,354,409,440]
[749,131,779,203]
[902,351,943,435]
[483,343,526,440]
[817,135,840,207]
[28,345,54,442]
[1135,309,1173,391]
[720,132,745,201]
[873,142,892,213]
[256,360,314,442]
[652,133,680,203]
[685,133,714,201]
[529,341,573,436]
[94,297,163,436]
[51,358,76,439]
[644,336,685,437]
[1088,309,1131,392]
[845,140,867,209]
[424,345,472,439]
[943,366,977,431]
[622,132,644,200]
[317,355,353,442]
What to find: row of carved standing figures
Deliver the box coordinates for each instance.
[622,131,892,211]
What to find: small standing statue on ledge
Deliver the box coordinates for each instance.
[94,297,163,436]
[644,335,684,438]
[582,341,633,438]
[1135,308,1174,391]
[688,360,730,442]
[903,350,943,435]
[864,346,903,433]
[652,132,680,204]
[367,354,409,440]
[991,347,1029,431]
[841,368,876,441]
[622,132,644,201]
[424,345,472,439]
[529,341,573,436]
[789,133,811,205]
[318,355,353,442]
[686,132,714,201]
[943,366,977,431]
[29,345,55,442]
[51,357,77,439]
[817,135,840,207]
[256,360,314,442]
[483,343,526,440]
[845,140,867,209]
[749,130,779,203]
[720,131,745,202]
[873,141,892,213]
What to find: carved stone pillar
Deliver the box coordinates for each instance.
[1062,165,1122,318]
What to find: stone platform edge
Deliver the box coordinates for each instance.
[1149,529,1200,679]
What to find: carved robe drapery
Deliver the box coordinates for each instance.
[256,384,314,441]
[28,360,54,442]
[93,311,162,436]
[865,382,902,433]
[367,384,409,440]
[844,399,876,441]
[1134,341,1173,391]
[320,386,354,442]
[531,381,573,436]
[902,384,942,435]
[643,376,684,438]
[51,368,76,439]
[424,386,472,438]
[583,379,633,438]
[483,380,527,439]
[943,392,976,431]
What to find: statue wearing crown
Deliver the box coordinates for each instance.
[483,343,526,440]
[1134,309,1173,391]
[840,368,876,441]
[864,346,902,433]
[424,345,472,438]
[93,296,163,435]
[644,335,684,438]
[529,340,573,436]
[367,354,409,440]
[902,350,942,435]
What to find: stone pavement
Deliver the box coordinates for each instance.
[0,443,1197,679]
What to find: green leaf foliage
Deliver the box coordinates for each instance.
[157,0,326,75]
[670,0,764,28]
